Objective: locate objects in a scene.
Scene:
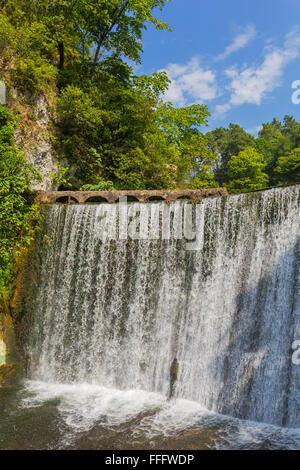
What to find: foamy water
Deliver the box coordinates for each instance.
[20,380,300,450]
[13,185,300,450]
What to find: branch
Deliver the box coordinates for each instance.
[93,1,129,64]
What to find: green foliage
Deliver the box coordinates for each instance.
[257,122,292,184]
[2,1,300,196]
[189,166,218,189]
[49,163,71,188]
[0,14,57,93]
[225,147,269,194]
[207,117,300,191]
[274,148,300,185]
[1,1,216,191]
[56,85,103,184]
[77,0,172,64]
[81,179,115,191]
[256,116,300,184]
[2,1,171,71]
[133,72,171,99]
[156,103,217,187]
[12,57,57,94]
[206,124,256,185]
[56,75,213,190]
[0,105,40,294]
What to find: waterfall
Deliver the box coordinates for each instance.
[25,185,300,429]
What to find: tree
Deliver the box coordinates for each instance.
[274,148,300,185]
[282,115,300,146]
[4,2,299,194]
[1,1,179,191]
[56,69,176,189]
[206,124,256,185]
[157,103,217,187]
[257,118,296,184]
[3,0,171,70]
[226,147,269,194]
[81,0,172,64]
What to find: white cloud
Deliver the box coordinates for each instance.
[161,58,218,106]
[159,27,300,116]
[216,25,256,61]
[246,125,263,136]
[216,27,300,114]
[215,103,231,115]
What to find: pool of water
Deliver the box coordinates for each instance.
[0,381,299,450]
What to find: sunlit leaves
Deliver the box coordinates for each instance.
[0,106,40,292]
[226,147,269,194]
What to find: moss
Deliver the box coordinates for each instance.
[0,363,23,388]
[10,244,38,365]
[9,210,48,370]
[0,296,23,385]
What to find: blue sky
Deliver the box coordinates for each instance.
[138,0,300,134]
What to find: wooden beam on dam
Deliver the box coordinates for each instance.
[37,188,228,204]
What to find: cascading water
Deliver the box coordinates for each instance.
[25,185,300,433]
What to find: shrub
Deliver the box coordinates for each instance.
[0,105,40,295]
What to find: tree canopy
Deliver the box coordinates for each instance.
[226,147,269,194]
[207,116,300,190]
[1,1,299,193]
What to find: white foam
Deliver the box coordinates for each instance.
[21,380,300,449]
[23,380,165,431]
[26,187,300,428]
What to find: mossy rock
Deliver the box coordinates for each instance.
[0,363,23,388]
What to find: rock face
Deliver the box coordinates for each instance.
[0,313,22,387]
[20,95,58,191]
[0,80,7,105]
[0,364,22,388]
[12,92,58,191]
